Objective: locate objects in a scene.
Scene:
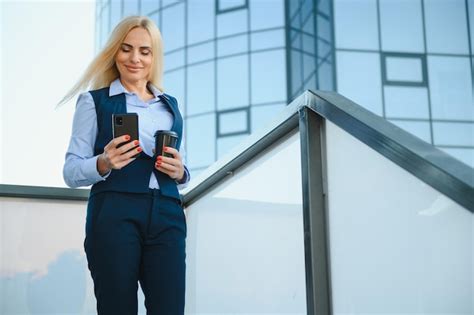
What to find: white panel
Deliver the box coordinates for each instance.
[0,2,3,183]
[0,197,150,314]
[185,132,306,314]
[325,120,473,313]
[1,2,95,187]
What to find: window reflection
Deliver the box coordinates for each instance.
[249,0,284,30]
[336,51,383,115]
[379,0,424,52]
[162,3,185,52]
[217,8,248,37]
[424,0,469,54]
[187,62,215,116]
[187,0,214,45]
[187,114,216,168]
[384,87,429,119]
[428,56,474,120]
[217,55,249,110]
[217,34,248,57]
[251,50,286,104]
[334,0,379,50]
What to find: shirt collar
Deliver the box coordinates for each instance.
[109,78,163,100]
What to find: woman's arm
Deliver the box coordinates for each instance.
[63,92,111,188]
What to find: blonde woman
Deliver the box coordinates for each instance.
[62,16,188,314]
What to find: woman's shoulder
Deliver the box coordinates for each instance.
[76,86,109,109]
[76,91,94,104]
[74,91,95,112]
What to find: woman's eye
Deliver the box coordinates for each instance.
[142,51,150,55]
[121,48,130,52]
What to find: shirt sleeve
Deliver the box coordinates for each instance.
[63,92,110,188]
[176,102,190,190]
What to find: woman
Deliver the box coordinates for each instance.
[62,16,189,314]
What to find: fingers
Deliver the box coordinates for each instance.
[122,146,142,160]
[155,152,184,180]
[155,164,181,179]
[104,135,133,152]
[106,134,131,149]
[103,135,142,170]
[157,155,181,166]
[116,134,133,147]
[156,160,179,172]
[117,140,140,155]
[163,147,181,160]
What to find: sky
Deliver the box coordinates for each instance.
[1,0,95,187]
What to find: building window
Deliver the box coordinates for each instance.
[382,53,427,87]
[217,107,250,137]
[216,0,248,14]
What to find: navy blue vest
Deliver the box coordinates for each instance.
[89,87,183,200]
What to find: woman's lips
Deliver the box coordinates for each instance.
[125,65,142,72]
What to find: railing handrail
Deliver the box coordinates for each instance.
[180,90,473,211]
[311,90,473,187]
[307,90,473,211]
[1,90,472,211]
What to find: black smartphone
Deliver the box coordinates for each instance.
[112,113,139,156]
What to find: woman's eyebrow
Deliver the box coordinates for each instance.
[121,42,151,49]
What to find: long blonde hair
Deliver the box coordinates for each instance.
[58,16,164,107]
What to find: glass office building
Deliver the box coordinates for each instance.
[95,0,474,174]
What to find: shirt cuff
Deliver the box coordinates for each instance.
[176,166,190,184]
[82,155,110,183]
[176,168,188,184]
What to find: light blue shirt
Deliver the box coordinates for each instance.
[63,78,189,190]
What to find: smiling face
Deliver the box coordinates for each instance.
[115,27,153,85]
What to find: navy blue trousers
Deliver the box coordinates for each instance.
[84,189,186,315]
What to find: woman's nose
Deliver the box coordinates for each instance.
[130,51,140,63]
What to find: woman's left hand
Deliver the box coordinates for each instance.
[155,147,185,181]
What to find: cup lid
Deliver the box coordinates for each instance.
[154,130,178,137]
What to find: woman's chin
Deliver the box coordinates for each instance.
[120,74,147,83]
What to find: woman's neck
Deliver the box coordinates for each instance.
[120,78,151,100]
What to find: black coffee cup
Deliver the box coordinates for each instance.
[154,130,178,158]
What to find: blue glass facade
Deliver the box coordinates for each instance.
[95,0,474,173]
[333,0,474,167]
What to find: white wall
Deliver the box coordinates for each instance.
[0,195,151,314]
[1,1,95,187]
[0,2,3,183]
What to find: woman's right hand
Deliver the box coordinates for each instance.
[97,135,142,176]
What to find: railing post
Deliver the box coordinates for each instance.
[299,106,332,315]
